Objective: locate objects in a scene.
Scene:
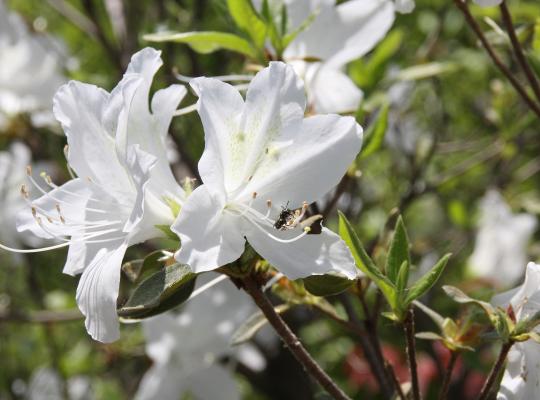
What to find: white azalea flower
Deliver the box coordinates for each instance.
[469,190,537,286]
[474,0,503,7]
[492,263,540,400]
[8,48,186,343]
[135,274,255,400]
[0,0,65,129]
[254,0,395,114]
[172,62,361,280]
[27,367,93,400]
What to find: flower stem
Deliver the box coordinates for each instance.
[387,361,406,400]
[242,275,352,400]
[452,0,540,118]
[477,341,513,400]
[499,1,540,104]
[404,309,421,400]
[438,351,459,400]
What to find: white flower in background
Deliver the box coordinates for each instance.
[9,48,186,343]
[492,263,540,400]
[253,0,395,114]
[394,0,415,13]
[27,367,93,400]
[0,0,65,129]
[469,190,537,286]
[173,62,361,280]
[135,274,259,400]
[474,0,502,7]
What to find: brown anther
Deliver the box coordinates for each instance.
[31,207,37,217]
[46,216,53,223]
[26,165,32,176]
[36,216,42,225]
[247,175,253,182]
[252,192,257,199]
[266,199,272,208]
[20,184,28,198]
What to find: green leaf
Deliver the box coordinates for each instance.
[394,62,458,81]
[415,331,444,341]
[534,18,540,52]
[143,31,256,58]
[118,263,197,320]
[413,300,445,330]
[231,304,290,346]
[338,211,397,308]
[260,0,284,56]
[385,216,411,283]
[226,0,267,49]
[303,274,354,297]
[404,253,451,304]
[396,261,410,297]
[155,225,179,241]
[349,30,403,90]
[442,285,495,315]
[359,103,389,159]
[282,9,318,48]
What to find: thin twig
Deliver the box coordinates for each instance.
[499,1,540,104]
[453,0,540,118]
[387,361,407,400]
[339,293,395,399]
[404,309,421,400]
[0,309,82,324]
[438,351,459,400]
[477,341,513,400]
[242,275,352,400]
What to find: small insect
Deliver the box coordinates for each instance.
[273,202,295,231]
[273,201,323,233]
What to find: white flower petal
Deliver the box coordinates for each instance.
[123,145,157,235]
[53,81,132,202]
[307,65,363,113]
[75,242,127,343]
[120,48,187,200]
[284,0,395,68]
[239,113,362,209]
[172,185,245,273]
[246,226,358,279]
[190,77,245,199]
[497,341,540,400]
[16,178,97,240]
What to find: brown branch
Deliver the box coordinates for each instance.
[453,0,540,118]
[477,341,513,400]
[404,309,421,400]
[339,293,395,399]
[438,351,459,400]
[241,275,352,400]
[0,309,83,324]
[499,1,540,104]
[387,361,407,400]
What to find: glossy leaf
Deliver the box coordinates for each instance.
[227,0,267,48]
[359,103,389,159]
[386,216,411,283]
[404,253,451,304]
[303,274,354,297]
[117,263,197,320]
[143,31,256,58]
[338,211,397,308]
